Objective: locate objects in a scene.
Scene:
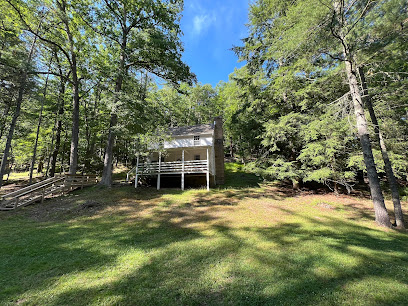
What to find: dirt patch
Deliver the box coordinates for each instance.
[79,200,103,210]
[23,196,107,222]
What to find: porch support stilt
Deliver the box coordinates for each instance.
[181,150,185,190]
[135,154,139,188]
[157,152,161,190]
[206,148,210,191]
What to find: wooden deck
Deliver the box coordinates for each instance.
[137,160,209,175]
[128,158,212,191]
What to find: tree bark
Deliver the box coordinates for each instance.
[345,60,391,227]
[49,73,65,177]
[99,8,127,186]
[230,136,234,158]
[0,102,11,139]
[99,113,117,186]
[358,67,405,228]
[56,0,80,175]
[67,46,80,175]
[29,60,51,183]
[333,1,391,227]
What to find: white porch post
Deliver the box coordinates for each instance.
[157,152,161,190]
[206,148,210,191]
[212,145,216,185]
[134,154,139,188]
[181,150,185,191]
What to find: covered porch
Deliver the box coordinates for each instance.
[130,147,215,190]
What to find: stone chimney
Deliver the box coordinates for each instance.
[213,116,225,184]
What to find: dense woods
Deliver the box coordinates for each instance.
[1,0,407,227]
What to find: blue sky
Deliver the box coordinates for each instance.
[180,0,249,87]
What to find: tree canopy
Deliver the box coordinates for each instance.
[0,0,407,227]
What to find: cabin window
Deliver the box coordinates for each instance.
[194,135,200,146]
[194,155,201,160]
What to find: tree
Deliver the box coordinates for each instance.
[0,1,39,188]
[237,0,407,227]
[83,0,195,186]
[7,0,95,175]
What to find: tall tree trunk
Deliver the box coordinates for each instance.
[57,0,80,175]
[29,60,51,183]
[84,98,92,170]
[45,117,56,177]
[0,103,11,139]
[60,129,69,174]
[345,60,390,227]
[358,67,405,228]
[49,86,65,177]
[333,2,391,227]
[68,54,80,174]
[0,34,37,188]
[100,16,127,186]
[49,56,66,177]
[229,137,234,158]
[100,113,118,185]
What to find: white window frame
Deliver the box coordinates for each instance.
[193,135,200,146]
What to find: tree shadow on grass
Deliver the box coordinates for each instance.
[0,191,212,304]
[332,199,408,227]
[2,184,408,305]
[20,201,408,305]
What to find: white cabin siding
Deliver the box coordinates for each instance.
[163,134,213,149]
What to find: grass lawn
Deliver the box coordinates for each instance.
[2,171,44,183]
[1,163,408,305]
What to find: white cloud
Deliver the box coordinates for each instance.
[192,13,216,35]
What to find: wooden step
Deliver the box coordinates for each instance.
[0,174,97,211]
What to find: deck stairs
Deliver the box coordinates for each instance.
[0,174,97,211]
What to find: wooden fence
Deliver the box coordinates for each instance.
[64,174,98,191]
[0,174,98,211]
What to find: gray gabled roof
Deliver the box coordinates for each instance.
[168,123,214,136]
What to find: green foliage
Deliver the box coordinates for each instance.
[1,0,408,193]
[231,0,408,191]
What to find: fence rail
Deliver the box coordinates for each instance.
[137,160,208,175]
[64,174,98,191]
[0,174,97,211]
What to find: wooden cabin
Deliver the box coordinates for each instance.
[134,117,225,190]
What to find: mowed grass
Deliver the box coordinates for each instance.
[0,164,408,305]
[2,171,44,182]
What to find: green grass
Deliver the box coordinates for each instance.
[0,163,407,305]
[2,171,44,182]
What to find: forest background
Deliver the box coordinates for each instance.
[0,0,407,227]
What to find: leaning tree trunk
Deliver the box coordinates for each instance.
[358,67,405,228]
[345,59,391,227]
[0,34,37,188]
[333,1,391,227]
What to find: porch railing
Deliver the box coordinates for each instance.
[137,160,208,175]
